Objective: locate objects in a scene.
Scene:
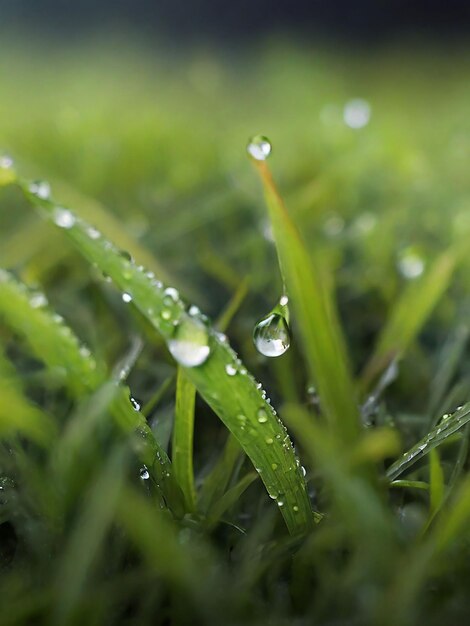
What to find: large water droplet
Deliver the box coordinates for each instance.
[247,135,272,161]
[168,317,211,368]
[253,313,291,358]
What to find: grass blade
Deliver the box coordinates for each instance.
[0,269,185,514]
[19,178,313,535]
[173,367,197,512]
[362,250,459,388]
[251,157,360,442]
[386,402,470,480]
[206,472,258,528]
[429,448,444,516]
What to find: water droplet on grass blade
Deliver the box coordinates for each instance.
[140,467,149,480]
[122,292,133,303]
[254,313,291,357]
[29,180,51,199]
[257,408,268,423]
[225,363,237,376]
[247,135,272,161]
[129,396,141,411]
[168,316,210,368]
[53,207,75,229]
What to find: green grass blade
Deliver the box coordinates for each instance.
[429,448,445,516]
[0,269,184,514]
[19,178,313,535]
[362,250,459,388]
[173,367,197,512]
[206,471,257,528]
[251,158,360,442]
[386,402,470,480]
[198,433,243,513]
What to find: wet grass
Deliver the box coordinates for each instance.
[1,36,470,625]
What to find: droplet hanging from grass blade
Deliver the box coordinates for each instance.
[253,296,291,358]
[247,135,272,161]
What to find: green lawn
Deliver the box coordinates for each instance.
[1,36,470,625]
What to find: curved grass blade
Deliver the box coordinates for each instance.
[386,402,470,480]
[18,179,313,535]
[0,269,184,515]
[173,367,197,512]
[206,471,257,529]
[361,250,459,389]
[250,158,360,443]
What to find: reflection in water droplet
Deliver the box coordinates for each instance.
[140,466,149,480]
[247,135,272,161]
[29,180,51,199]
[343,99,371,129]
[253,313,291,357]
[122,292,133,303]
[397,247,426,280]
[168,317,211,368]
[53,207,75,229]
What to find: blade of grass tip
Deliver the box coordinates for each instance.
[0,269,185,516]
[249,150,360,443]
[361,249,460,390]
[173,367,197,512]
[19,177,313,535]
[386,402,470,481]
[427,325,469,423]
[53,445,128,626]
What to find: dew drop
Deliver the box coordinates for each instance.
[271,463,278,471]
[253,313,291,358]
[293,505,299,513]
[0,155,13,169]
[53,207,75,229]
[140,466,149,480]
[30,293,48,308]
[86,226,101,240]
[265,437,274,445]
[188,305,201,317]
[246,135,272,161]
[122,292,133,303]
[130,396,141,411]
[343,98,371,129]
[225,363,237,376]
[163,287,179,304]
[257,408,268,423]
[168,317,211,368]
[29,180,51,199]
[118,250,133,263]
[397,246,426,280]
[279,295,289,306]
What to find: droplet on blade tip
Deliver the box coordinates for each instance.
[247,135,272,161]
